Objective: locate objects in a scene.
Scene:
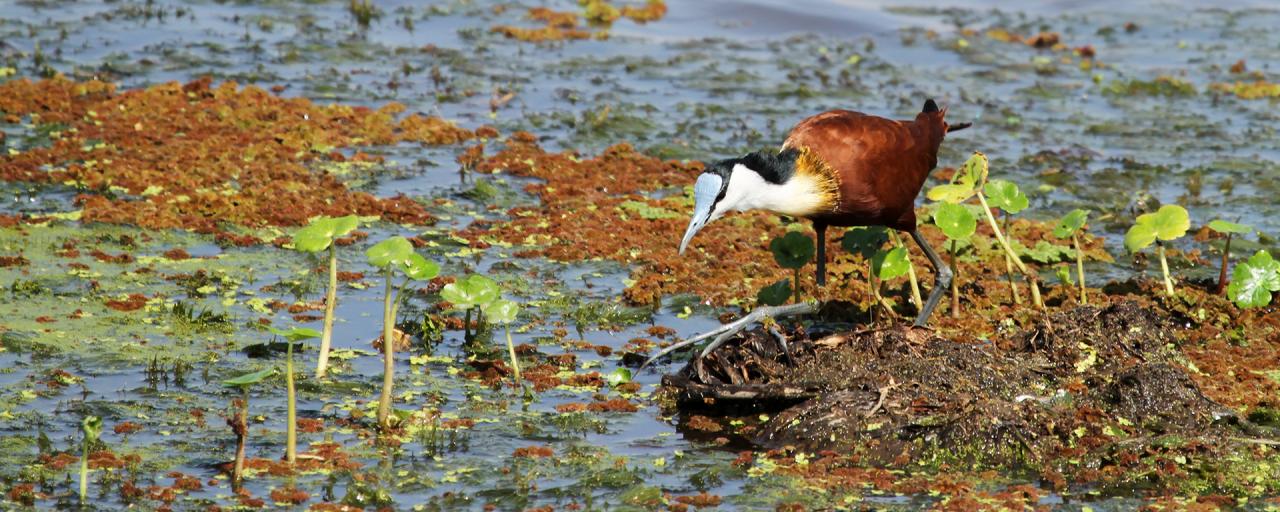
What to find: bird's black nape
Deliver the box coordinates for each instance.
[922,98,940,113]
[709,148,800,186]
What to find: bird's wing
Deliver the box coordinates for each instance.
[781,109,945,229]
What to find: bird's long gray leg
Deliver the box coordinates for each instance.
[814,222,827,287]
[910,230,952,327]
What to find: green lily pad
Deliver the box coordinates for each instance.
[757,278,791,306]
[873,246,910,280]
[934,203,976,241]
[366,236,414,268]
[1208,219,1252,235]
[984,179,1028,214]
[223,368,276,388]
[292,215,359,253]
[769,231,814,269]
[441,275,501,309]
[606,367,632,387]
[1052,209,1090,239]
[926,152,988,203]
[482,298,519,324]
[1124,204,1190,252]
[401,253,440,281]
[1228,250,1280,308]
[267,326,323,342]
[841,226,888,259]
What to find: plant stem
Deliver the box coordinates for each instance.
[316,245,338,379]
[504,325,522,384]
[377,267,395,430]
[286,341,296,466]
[1072,234,1087,305]
[464,308,473,343]
[232,392,248,490]
[793,267,801,304]
[976,193,1042,308]
[1158,242,1175,296]
[949,240,960,318]
[1003,214,1021,305]
[79,432,89,504]
[1216,234,1233,295]
[889,231,922,310]
[867,260,876,324]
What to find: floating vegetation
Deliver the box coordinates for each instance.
[1102,76,1197,97]
[1211,80,1280,99]
[0,77,480,232]
[492,1,667,42]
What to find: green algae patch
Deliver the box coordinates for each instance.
[1102,76,1197,97]
[1211,80,1280,99]
[0,76,485,233]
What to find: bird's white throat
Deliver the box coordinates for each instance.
[719,163,829,218]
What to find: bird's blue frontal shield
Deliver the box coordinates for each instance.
[679,173,723,255]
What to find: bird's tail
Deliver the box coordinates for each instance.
[922,98,971,133]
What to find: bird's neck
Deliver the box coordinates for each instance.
[725,149,839,217]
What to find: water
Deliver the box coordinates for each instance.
[1,0,1277,509]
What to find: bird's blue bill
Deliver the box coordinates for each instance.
[679,173,723,254]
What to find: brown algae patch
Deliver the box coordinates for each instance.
[0,76,485,232]
[491,1,667,42]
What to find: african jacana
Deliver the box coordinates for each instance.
[679,99,968,327]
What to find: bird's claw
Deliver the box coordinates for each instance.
[639,302,819,370]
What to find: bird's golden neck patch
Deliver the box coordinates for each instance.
[791,148,840,213]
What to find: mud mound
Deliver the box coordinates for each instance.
[663,301,1242,466]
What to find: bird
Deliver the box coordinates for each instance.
[678,99,969,327]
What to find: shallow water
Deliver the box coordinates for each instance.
[1,0,1278,509]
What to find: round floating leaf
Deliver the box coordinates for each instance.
[223,368,276,388]
[401,253,439,281]
[757,278,792,306]
[267,326,323,342]
[606,368,632,387]
[441,275,501,309]
[292,224,334,253]
[1208,219,1252,235]
[840,226,888,259]
[929,152,988,203]
[81,416,103,443]
[984,180,1029,214]
[330,215,359,237]
[482,299,519,324]
[960,152,989,187]
[365,236,414,268]
[1124,223,1157,253]
[769,231,814,269]
[926,183,976,204]
[1125,205,1190,252]
[873,246,910,280]
[292,215,360,253]
[1228,250,1280,308]
[1145,205,1191,241]
[933,203,976,241]
[1053,209,1090,239]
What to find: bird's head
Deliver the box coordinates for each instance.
[679,150,813,255]
[678,159,736,255]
